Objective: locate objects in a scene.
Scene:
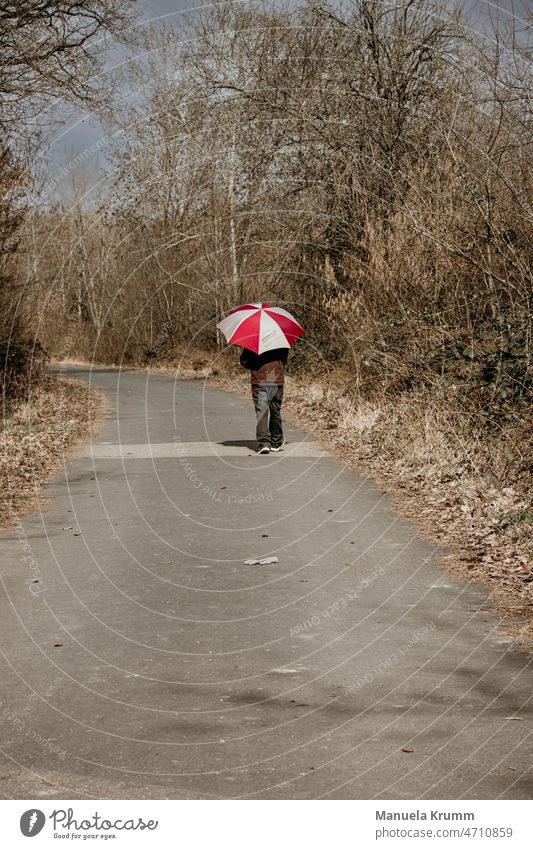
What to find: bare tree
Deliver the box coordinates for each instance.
[0,0,136,139]
[1,0,137,402]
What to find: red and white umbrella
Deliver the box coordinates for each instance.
[216,303,304,354]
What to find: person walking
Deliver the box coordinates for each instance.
[216,303,303,454]
[240,347,288,454]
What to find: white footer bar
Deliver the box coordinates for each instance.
[4,799,530,848]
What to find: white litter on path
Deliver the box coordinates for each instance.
[271,667,307,674]
[244,556,279,565]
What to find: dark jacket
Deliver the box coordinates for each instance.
[239,347,288,385]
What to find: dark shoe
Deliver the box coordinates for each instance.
[256,444,270,454]
[270,440,285,453]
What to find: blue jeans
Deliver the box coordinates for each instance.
[251,385,284,447]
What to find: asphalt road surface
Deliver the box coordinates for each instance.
[0,366,531,799]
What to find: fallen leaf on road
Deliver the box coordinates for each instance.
[401,746,414,753]
[53,643,63,648]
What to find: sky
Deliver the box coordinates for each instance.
[41,0,531,203]
[42,0,194,201]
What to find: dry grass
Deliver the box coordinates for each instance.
[0,375,107,528]
[291,385,533,645]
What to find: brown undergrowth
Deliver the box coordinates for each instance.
[0,375,107,528]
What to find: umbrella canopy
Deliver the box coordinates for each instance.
[216,303,304,354]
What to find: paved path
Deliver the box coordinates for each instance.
[0,367,531,799]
